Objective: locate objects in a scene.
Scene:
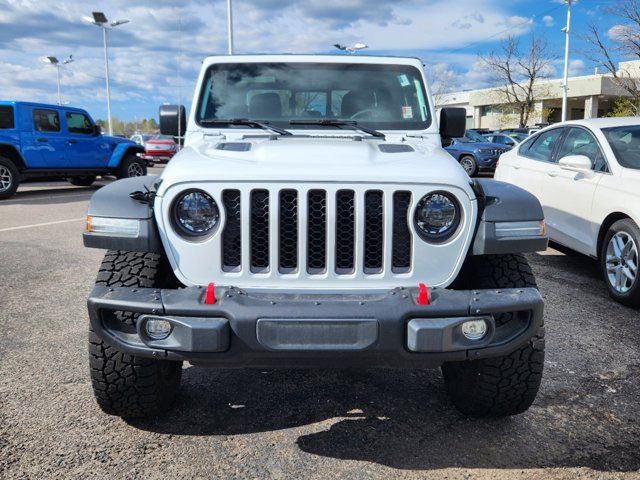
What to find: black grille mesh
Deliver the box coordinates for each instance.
[221,190,241,271]
[364,191,384,272]
[279,189,298,273]
[335,190,355,273]
[250,190,270,272]
[392,191,412,272]
[307,190,327,273]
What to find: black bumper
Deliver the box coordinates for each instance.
[88,285,543,368]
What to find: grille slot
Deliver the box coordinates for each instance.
[392,191,412,273]
[221,189,242,271]
[250,189,270,273]
[364,190,384,273]
[335,190,356,274]
[307,190,327,273]
[279,189,298,273]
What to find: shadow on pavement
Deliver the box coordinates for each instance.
[128,366,640,472]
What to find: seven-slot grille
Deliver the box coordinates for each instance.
[220,188,413,276]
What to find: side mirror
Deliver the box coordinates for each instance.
[93,124,102,136]
[160,104,186,138]
[439,108,466,140]
[558,155,593,175]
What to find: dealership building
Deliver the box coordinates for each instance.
[436,60,640,130]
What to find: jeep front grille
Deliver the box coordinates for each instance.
[219,187,413,277]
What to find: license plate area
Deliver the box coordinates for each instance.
[256,318,378,351]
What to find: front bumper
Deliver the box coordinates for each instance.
[88,285,543,368]
[476,155,500,172]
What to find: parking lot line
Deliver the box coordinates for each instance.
[0,218,84,233]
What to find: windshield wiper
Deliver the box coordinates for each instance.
[199,118,292,136]
[289,119,385,139]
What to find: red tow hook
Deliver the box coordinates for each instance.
[204,282,216,305]
[417,283,430,305]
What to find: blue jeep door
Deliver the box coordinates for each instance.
[30,108,67,167]
[64,111,109,168]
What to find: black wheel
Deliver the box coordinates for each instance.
[117,154,147,179]
[459,155,478,176]
[600,219,640,307]
[443,254,545,417]
[0,157,19,200]
[69,175,96,187]
[88,251,182,418]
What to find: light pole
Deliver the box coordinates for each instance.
[227,0,234,54]
[42,55,74,105]
[333,43,368,55]
[83,12,130,136]
[561,0,573,122]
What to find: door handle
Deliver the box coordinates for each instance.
[513,165,521,170]
[68,139,77,144]
[547,169,560,177]
[37,138,48,143]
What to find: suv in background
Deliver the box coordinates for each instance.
[0,101,146,199]
[445,129,510,176]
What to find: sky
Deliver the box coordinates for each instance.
[0,0,627,124]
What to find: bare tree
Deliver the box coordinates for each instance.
[479,36,555,127]
[584,0,640,114]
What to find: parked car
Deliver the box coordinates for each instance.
[130,133,153,147]
[140,134,178,164]
[483,133,520,148]
[0,101,146,199]
[445,130,511,176]
[83,54,548,420]
[495,117,640,306]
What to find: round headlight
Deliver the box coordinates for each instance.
[414,192,461,243]
[173,190,219,237]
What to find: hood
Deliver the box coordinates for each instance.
[451,141,508,150]
[156,135,474,197]
[103,135,136,145]
[146,139,175,145]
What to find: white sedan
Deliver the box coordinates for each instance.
[495,117,640,307]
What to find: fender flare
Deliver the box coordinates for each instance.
[0,142,26,170]
[108,144,145,169]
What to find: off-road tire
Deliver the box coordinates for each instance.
[443,254,545,417]
[459,155,478,177]
[116,153,147,179]
[0,156,20,200]
[600,218,640,307]
[88,251,182,418]
[69,175,96,187]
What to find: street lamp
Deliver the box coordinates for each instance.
[83,12,130,136]
[334,43,368,54]
[42,55,74,105]
[227,0,234,55]
[561,0,574,122]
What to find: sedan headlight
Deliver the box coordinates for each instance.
[172,190,219,238]
[414,192,461,243]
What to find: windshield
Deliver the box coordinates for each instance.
[602,125,640,170]
[196,62,430,131]
[462,130,486,143]
[153,134,173,140]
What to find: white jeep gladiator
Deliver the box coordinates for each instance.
[83,55,548,419]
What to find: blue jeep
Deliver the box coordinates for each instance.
[0,101,146,199]
[445,129,511,176]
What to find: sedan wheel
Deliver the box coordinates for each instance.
[605,232,638,294]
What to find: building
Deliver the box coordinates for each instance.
[436,60,640,130]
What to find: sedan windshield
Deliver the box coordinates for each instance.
[196,62,430,131]
[602,125,640,170]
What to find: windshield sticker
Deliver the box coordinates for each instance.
[402,106,413,119]
[397,74,410,87]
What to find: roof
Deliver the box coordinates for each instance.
[201,54,424,67]
[0,100,88,113]
[559,117,640,129]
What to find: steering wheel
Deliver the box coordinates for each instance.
[349,108,375,120]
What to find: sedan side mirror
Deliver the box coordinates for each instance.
[558,155,594,177]
[160,104,186,138]
[439,108,466,140]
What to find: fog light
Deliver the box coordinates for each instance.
[145,318,172,340]
[461,319,487,340]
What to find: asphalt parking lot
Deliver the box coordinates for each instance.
[1,171,639,479]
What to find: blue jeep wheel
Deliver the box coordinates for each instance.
[0,157,19,200]
[117,153,147,179]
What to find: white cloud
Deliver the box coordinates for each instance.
[569,59,585,77]
[607,24,634,41]
[542,15,554,27]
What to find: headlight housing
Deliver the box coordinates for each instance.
[172,189,219,238]
[414,192,461,243]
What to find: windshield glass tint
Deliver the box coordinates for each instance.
[196,62,430,130]
[602,125,640,170]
